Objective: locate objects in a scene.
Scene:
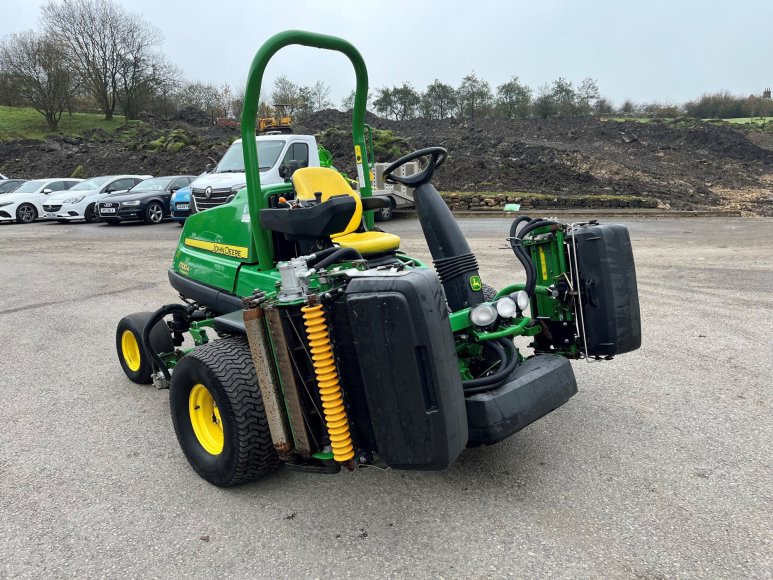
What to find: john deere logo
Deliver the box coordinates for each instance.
[204,186,212,199]
[469,275,482,291]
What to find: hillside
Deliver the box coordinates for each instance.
[0,106,771,214]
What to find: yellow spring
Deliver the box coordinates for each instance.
[301,303,355,463]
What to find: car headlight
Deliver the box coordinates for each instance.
[121,200,141,206]
[495,297,517,318]
[63,196,85,204]
[470,303,498,327]
[0,201,12,208]
[230,184,246,194]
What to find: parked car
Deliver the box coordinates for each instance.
[97,176,196,224]
[0,179,28,194]
[0,173,7,180]
[42,174,150,223]
[0,178,83,224]
[170,185,192,224]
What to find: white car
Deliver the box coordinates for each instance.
[0,178,83,224]
[0,173,7,180]
[42,174,151,223]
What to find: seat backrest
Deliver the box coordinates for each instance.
[292,167,361,236]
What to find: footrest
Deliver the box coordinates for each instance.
[465,354,577,446]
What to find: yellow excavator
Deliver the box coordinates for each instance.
[258,103,293,134]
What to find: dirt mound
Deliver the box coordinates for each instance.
[298,113,773,214]
[0,109,771,214]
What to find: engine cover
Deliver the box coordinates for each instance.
[330,268,468,470]
[571,223,641,356]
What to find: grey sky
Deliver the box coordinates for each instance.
[3,0,772,107]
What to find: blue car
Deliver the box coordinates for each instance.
[170,186,191,223]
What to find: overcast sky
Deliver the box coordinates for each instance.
[3,0,772,107]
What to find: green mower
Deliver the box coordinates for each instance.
[115,30,641,486]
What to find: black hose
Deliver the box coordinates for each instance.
[509,216,537,296]
[143,304,190,381]
[462,338,520,393]
[314,247,363,270]
[305,246,342,266]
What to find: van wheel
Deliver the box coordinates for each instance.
[374,198,394,222]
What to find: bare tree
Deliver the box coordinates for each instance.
[42,0,123,119]
[42,0,166,121]
[0,31,72,130]
[114,12,164,119]
[311,80,332,110]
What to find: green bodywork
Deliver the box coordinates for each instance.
[172,30,379,297]
[167,31,582,398]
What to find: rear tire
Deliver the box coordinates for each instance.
[84,203,99,223]
[144,202,164,224]
[170,337,279,487]
[16,203,37,224]
[116,312,175,384]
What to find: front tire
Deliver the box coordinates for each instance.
[84,203,99,223]
[170,337,279,487]
[144,202,164,224]
[116,312,175,384]
[16,203,37,224]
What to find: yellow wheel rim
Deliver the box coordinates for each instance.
[121,330,141,372]
[189,383,224,455]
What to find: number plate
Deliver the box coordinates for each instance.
[45,213,57,218]
[100,207,116,213]
[176,203,189,210]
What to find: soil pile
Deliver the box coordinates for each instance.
[1,109,771,214]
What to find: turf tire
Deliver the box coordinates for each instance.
[169,336,279,487]
[116,311,174,384]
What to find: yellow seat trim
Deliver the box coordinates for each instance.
[292,167,401,255]
[292,167,361,235]
[333,231,401,254]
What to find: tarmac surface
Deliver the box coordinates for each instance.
[0,215,771,579]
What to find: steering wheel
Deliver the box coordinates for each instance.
[382,147,447,188]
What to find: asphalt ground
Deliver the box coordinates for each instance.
[0,216,771,579]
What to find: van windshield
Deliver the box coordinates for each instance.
[216,140,285,173]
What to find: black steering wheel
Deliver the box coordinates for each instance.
[382,147,447,188]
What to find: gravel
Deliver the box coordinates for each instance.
[0,216,770,579]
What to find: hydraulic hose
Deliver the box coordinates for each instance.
[509,216,537,296]
[305,246,343,267]
[142,304,190,381]
[313,247,363,270]
[462,338,520,394]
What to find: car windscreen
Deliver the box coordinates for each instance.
[12,180,47,193]
[69,176,112,191]
[216,140,285,173]
[130,177,174,191]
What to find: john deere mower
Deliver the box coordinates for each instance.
[115,31,641,487]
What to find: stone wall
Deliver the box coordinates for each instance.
[441,193,660,211]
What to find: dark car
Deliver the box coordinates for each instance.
[0,179,28,194]
[96,176,196,224]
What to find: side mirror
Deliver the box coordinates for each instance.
[42,188,53,194]
[170,187,179,193]
[105,188,115,193]
[204,163,213,173]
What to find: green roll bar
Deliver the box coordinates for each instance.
[241,30,373,271]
